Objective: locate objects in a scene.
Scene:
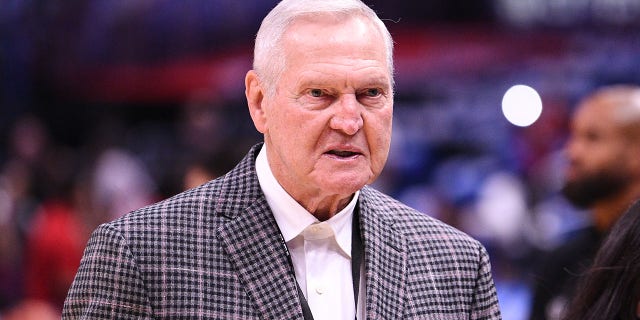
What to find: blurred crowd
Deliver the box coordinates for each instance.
[0,94,260,318]
[2,1,640,319]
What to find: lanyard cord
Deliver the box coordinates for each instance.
[278,206,363,320]
[351,206,363,315]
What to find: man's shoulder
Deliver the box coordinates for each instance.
[360,186,481,247]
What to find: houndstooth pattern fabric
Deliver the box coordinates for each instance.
[63,143,501,319]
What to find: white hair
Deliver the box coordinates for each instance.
[253,0,394,96]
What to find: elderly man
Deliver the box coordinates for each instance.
[63,0,501,319]
[529,85,640,319]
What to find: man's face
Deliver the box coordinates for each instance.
[562,101,634,208]
[249,15,393,206]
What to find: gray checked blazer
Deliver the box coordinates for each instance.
[63,143,501,319]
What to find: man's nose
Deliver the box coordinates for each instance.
[329,94,363,135]
[565,136,578,157]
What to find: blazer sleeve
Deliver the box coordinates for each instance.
[62,223,153,319]
[471,244,502,320]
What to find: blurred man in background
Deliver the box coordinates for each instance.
[529,84,640,319]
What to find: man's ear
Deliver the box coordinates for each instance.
[245,70,268,133]
[636,301,640,318]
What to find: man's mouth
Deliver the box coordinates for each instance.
[326,150,360,158]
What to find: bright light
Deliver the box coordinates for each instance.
[502,84,543,127]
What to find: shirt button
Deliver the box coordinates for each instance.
[309,225,320,234]
[315,285,325,295]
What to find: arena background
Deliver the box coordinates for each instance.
[1,1,639,318]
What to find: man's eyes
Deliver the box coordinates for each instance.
[309,89,324,97]
[306,88,383,98]
[362,88,381,97]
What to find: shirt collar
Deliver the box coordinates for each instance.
[255,144,359,256]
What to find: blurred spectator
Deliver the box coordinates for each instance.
[182,155,235,190]
[0,111,160,313]
[562,198,640,320]
[0,115,52,310]
[23,195,88,309]
[91,148,156,221]
[176,90,254,191]
[179,90,227,158]
[528,84,640,319]
[1,299,60,320]
[21,143,91,310]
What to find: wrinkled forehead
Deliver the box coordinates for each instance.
[281,14,390,68]
[283,13,382,45]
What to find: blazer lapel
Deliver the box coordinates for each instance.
[359,187,407,319]
[217,197,304,319]
[214,144,304,319]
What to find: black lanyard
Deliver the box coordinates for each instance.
[351,207,363,315]
[278,207,364,320]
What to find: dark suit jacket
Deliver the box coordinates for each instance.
[63,144,501,319]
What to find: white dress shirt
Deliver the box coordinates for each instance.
[255,145,364,320]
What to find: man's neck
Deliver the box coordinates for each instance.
[592,184,640,232]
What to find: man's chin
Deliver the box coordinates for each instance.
[322,176,368,194]
[561,172,630,209]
